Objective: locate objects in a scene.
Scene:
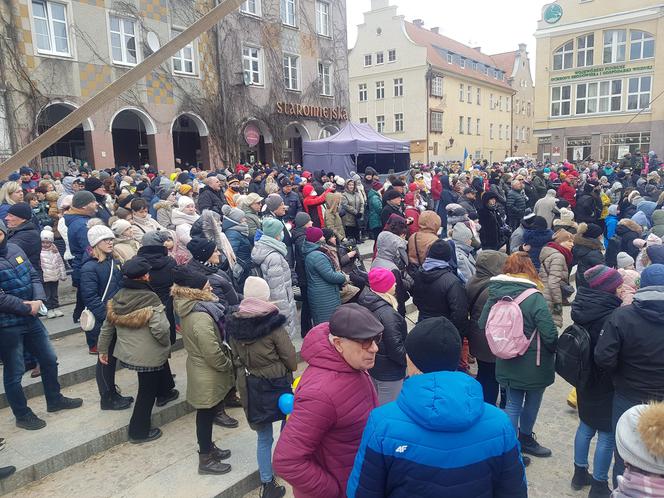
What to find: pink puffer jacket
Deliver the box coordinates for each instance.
[40,244,67,283]
[273,323,378,498]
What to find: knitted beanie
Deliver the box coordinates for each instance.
[616,403,664,476]
[427,239,452,262]
[178,196,195,209]
[187,237,216,262]
[72,190,96,209]
[368,267,396,294]
[87,225,115,247]
[222,205,245,224]
[40,226,54,242]
[243,276,271,302]
[647,246,664,265]
[265,194,284,213]
[111,219,132,237]
[262,218,284,239]
[582,223,603,239]
[616,252,635,270]
[305,227,324,243]
[584,265,624,294]
[294,211,311,228]
[641,264,664,287]
[405,317,462,373]
[8,202,32,221]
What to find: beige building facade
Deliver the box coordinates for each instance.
[534,1,664,163]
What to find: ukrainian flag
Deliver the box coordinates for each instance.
[463,148,472,171]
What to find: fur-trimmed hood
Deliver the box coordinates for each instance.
[154,200,173,212]
[106,287,163,328]
[225,311,287,343]
[618,218,644,235]
[573,233,605,251]
[171,283,219,318]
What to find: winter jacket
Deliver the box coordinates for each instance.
[197,186,226,216]
[506,189,527,224]
[431,175,442,201]
[366,189,383,230]
[227,308,297,431]
[98,283,171,369]
[239,206,262,242]
[575,192,602,224]
[252,240,297,338]
[184,258,239,310]
[303,241,346,325]
[324,195,346,241]
[380,203,404,228]
[341,191,364,228]
[454,241,476,283]
[357,288,407,382]
[131,214,163,243]
[40,244,67,283]
[532,174,548,200]
[571,287,621,432]
[533,192,558,228]
[172,208,199,263]
[303,189,331,229]
[407,211,441,265]
[479,275,558,391]
[478,193,504,250]
[595,286,664,403]
[137,246,177,341]
[273,323,378,498]
[651,210,664,238]
[466,251,507,363]
[605,214,619,247]
[80,254,122,341]
[412,263,469,336]
[225,225,252,268]
[523,228,553,271]
[615,219,643,260]
[172,284,234,409]
[347,371,527,498]
[112,238,140,265]
[572,235,605,288]
[372,231,409,317]
[292,225,307,287]
[8,220,42,272]
[538,245,569,328]
[154,201,174,230]
[64,211,92,285]
[617,269,640,305]
[280,190,303,223]
[0,242,46,327]
[558,181,577,208]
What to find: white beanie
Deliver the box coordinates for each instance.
[616,403,664,476]
[616,252,635,270]
[243,276,271,302]
[87,225,115,247]
[178,196,195,209]
[111,219,132,237]
[40,226,54,242]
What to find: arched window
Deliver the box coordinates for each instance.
[630,30,655,60]
[553,40,573,70]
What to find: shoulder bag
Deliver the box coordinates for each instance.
[80,259,114,332]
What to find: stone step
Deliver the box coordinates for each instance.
[38,303,81,340]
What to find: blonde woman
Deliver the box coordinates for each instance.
[0,181,24,222]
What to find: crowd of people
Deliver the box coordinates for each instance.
[1,151,664,497]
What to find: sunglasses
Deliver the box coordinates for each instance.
[348,333,383,350]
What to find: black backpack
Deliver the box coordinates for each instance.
[605,234,623,268]
[555,324,593,389]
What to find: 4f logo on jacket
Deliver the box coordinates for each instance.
[395,445,408,454]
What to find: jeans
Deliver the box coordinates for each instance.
[574,421,614,482]
[371,378,403,406]
[0,317,62,417]
[129,365,174,439]
[256,424,274,483]
[476,361,499,406]
[612,392,641,486]
[505,387,545,436]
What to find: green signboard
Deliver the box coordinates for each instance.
[551,64,653,82]
[544,4,563,24]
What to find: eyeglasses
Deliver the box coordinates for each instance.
[348,333,383,350]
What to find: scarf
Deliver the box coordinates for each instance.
[614,467,664,497]
[320,244,341,271]
[223,217,250,237]
[547,242,573,266]
[422,257,451,272]
[238,297,279,316]
[257,235,288,257]
[194,300,227,341]
[375,291,399,310]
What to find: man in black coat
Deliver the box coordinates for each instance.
[575,181,603,226]
[6,203,42,273]
[506,180,527,231]
[197,174,226,216]
[478,192,506,251]
[380,190,404,227]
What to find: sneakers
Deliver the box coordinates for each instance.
[88,346,98,355]
[210,443,231,461]
[100,392,133,411]
[16,413,46,431]
[213,411,239,429]
[519,432,552,458]
[571,464,592,490]
[54,309,64,317]
[129,428,162,444]
[47,396,83,413]
[156,389,179,407]
[260,477,286,498]
[588,478,612,498]
[46,309,56,319]
[198,452,231,475]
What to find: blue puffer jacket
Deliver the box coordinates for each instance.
[303,240,346,325]
[224,225,252,268]
[64,212,92,285]
[347,371,527,498]
[0,242,46,327]
[80,254,122,330]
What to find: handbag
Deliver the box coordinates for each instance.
[244,371,292,425]
[561,283,575,299]
[80,259,115,332]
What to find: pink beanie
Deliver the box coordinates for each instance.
[369,267,396,293]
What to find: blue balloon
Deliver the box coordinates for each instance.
[278,393,294,415]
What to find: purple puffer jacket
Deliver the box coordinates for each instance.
[273,323,378,498]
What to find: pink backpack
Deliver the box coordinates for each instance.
[485,288,541,366]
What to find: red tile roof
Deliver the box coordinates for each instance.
[404,21,513,91]
[490,51,518,79]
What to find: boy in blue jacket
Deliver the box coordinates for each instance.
[347,317,527,498]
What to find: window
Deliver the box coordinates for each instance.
[627,76,651,111]
[467,85,472,104]
[553,40,573,70]
[489,93,494,109]
[318,62,332,96]
[577,33,594,67]
[459,58,465,69]
[172,30,196,75]
[358,83,367,102]
[489,123,494,139]
[459,83,464,102]
[604,30,626,63]
[393,78,403,97]
[515,127,521,141]
[431,76,443,97]
[359,117,368,124]
[283,53,300,90]
[388,49,396,62]
[527,102,531,116]
[394,113,403,132]
[498,95,503,111]
[242,45,263,85]
[376,52,384,64]
[364,54,372,67]
[376,115,385,133]
[315,1,330,37]
[446,53,453,64]
[551,85,571,116]
[240,0,261,16]
[498,124,503,140]
[507,98,511,112]
[525,128,530,142]
[459,116,464,134]
[32,0,70,55]
[376,81,384,100]
[467,117,472,135]
[280,0,296,26]
[506,125,510,141]
[476,118,481,135]
[109,16,137,65]
[599,80,622,112]
[630,31,655,60]
[431,111,443,133]
[476,87,481,105]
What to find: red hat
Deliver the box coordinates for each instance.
[305,227,324,243]
[404,192,416,207]
[303,184,315,197]
[301,171,313,179]
[409,183,418,192]
[369,267,396,293]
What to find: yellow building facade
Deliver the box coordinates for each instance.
[534,1,664,163]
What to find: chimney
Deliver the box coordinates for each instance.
[518,43,527,52]
[371,0,389,10]
[413,19,424,28]
[431,27,440,34]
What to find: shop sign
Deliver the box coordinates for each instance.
[543,3,563,24]
[276,102,349,121]
[552,146,561,156]
[244,124,261,147]
[551,64,653,82]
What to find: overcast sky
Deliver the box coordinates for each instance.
[347,0,547,76]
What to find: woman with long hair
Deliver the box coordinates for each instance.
[0,181,24,222]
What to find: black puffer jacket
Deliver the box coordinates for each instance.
[614,219,643,260]
[478,193,504,250]
[572,234,605,288]
[571,287,622,432]
[8,220,42,272]
[185,257,240,310]
[291,226,307,287]
[357,287,407,382]
[197,186,226,216]
[595,286,664,403]
[138,245,177,343]
[575,192,602,224]
[412,263,469,336]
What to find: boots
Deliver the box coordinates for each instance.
[101,391,133,411]
[519,432,552,458]
[588,478,612,498]
[260,477,286,498]
[214,409,239,428]
[198,452,231,475]
[210,443,231,461]
[571,464,592,490]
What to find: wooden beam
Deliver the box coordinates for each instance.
[0,0,244,177]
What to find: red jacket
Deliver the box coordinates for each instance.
[303,185,331,228]
[558,181,577,208]
[273,323,378,498]
[431,175,442,201]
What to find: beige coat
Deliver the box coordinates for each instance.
[324,193,345,241]
[113,238,140,264]
[538,245,569,328]
[407,211,441,264]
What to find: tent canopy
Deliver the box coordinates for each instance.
[303,122,410,177]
